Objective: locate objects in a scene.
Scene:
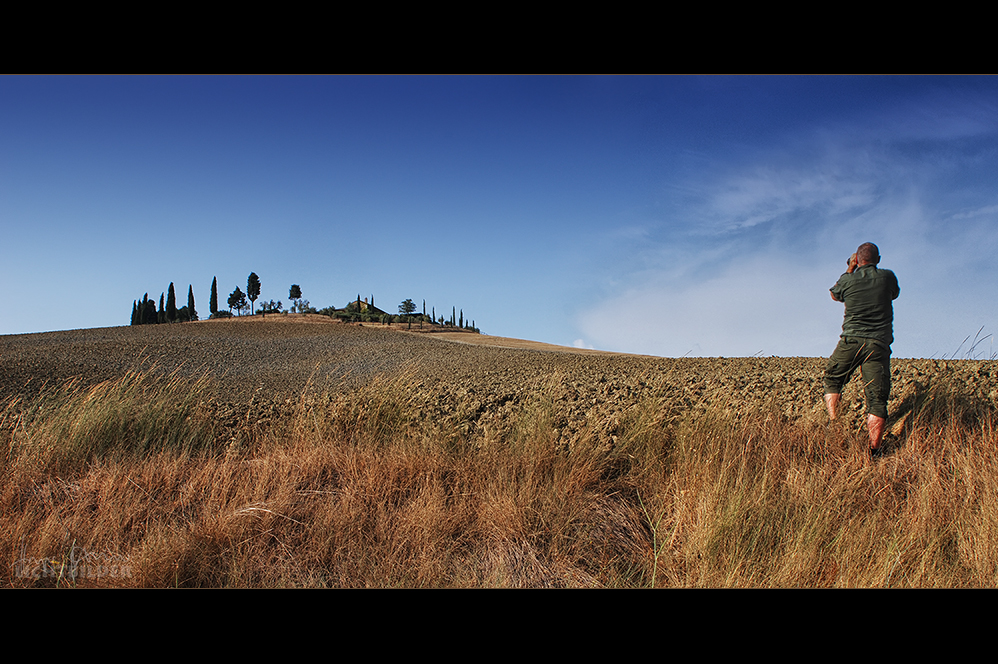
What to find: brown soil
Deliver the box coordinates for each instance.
[406,330,649,356]
[3,317,996,447]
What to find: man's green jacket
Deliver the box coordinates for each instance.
[830,264,900,347]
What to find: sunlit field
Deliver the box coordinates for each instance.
[3,322,996,587]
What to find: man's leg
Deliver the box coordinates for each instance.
[867,413,886,450]
[824,338,859,421]
[825,392,841,420]
[860,345,891,451]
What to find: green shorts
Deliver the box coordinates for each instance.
[824,336,891,419]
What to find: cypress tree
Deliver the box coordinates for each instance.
[167,283,177,322]
[210,277,218,316]
[188,285,197,321]
[459,309,463,328]
[142,294,156,325]
[158,293,165,324]
[131,300,138,326]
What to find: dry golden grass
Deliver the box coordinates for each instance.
[3,367,997,587]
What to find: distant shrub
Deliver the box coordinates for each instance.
[210,311,233,319]
[258,300,283,315]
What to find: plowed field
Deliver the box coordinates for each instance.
[3,315,996,445]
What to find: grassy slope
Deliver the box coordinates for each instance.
[2,321,997,587]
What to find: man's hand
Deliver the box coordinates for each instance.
[846,253,858,274]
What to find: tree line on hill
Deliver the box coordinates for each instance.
[131,284,197,325]
[131,273,479,333]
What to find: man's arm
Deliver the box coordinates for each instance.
[829,254,855,303]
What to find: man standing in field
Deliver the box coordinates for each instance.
[824,242,900,453]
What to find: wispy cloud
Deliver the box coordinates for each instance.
[706,162,880,233]
[950,204,998,220]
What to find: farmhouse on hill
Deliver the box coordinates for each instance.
[345,296,387,317]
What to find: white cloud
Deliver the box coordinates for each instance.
[580,256,842,357]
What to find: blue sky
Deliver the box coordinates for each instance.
[2,76,997,358]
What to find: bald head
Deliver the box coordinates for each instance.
[857,243,880,266]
